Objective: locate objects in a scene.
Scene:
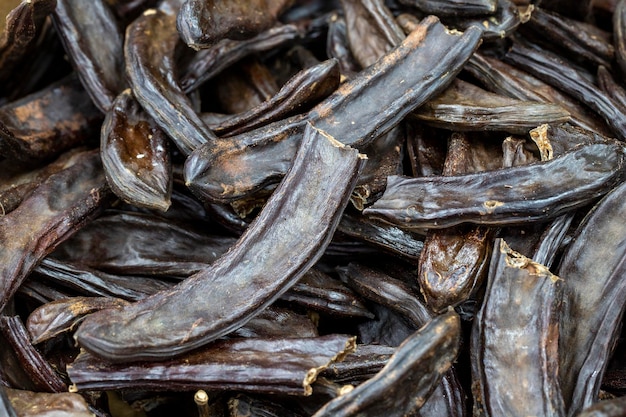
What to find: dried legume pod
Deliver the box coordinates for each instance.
[34,257,173,301]
[52,0,126,112]
[177,0,295,49]
[51,210,236,276]
[413,78,570,134]
[471,239,564,416]
[518,6,614,68]
[210,58,340,137]
[125,5,215,156]
[26,297,129,344]
[0,74,102,164]
[465,52,612,135]
[312,310,461,417]
[557,179,626,415]
[339,0,404,68]
[0,0,57,88]
[101,88,172,211]
[0,316,67,392]
[4,388,92,417]
[364,141,626,229]
[398,0,497,16]
[68,335,356,395]
[0,150,110,312]
[75,123,365,362]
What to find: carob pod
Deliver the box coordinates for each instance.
[101,88,172,211]
[34,257,174,301]
[52,0,126,112]
[0,316,67,392]
[0,150,110,312]
[209,58,340,137]
[0,74,102,164]
[518,6,614,68]
[397,0,497,17]
[471,239,564,416]
[4,388,93,417]
[51,210,237,276]
[412,78,570,134]
[26,297,130,345]
[339,0,404,69]
[281,268,373,319]
[125,4,216,156]
[180,20,316,93]
[177,0,295,49]
[312,310,461,417]
[336,212,424,261]
[364,141,626,229]
[75,123,365,362]
[470,240,564,414]
[557,179,626,415]
[597,65,626,113]
[0,0,57,90]
[185,16,483,203]
[68,335,356,395]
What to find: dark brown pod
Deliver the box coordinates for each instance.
[177,0,295,49]
[321,344,395,385]
[413,78,570,134]
[312,310,461,417]
[52,0,126,112]
[5,388,93,417]
[471,239,564,417]
[418,132,497,313]
[34,257,173,301]
[339,263,467,417]
[26,297,130,345]
[446,0,521,40]
[597,65,626,113]
[364,142,626,229]
[180,20,315,93]
[210,58,340,137]
[0,148,89,215]
[519,6,614,68]
[281,268,373,319]
[0,150,109,312]
[0,0,57,88]
[51,210,237,277]
[125,6,216,155]
[101,89,172,211]
[557,179,626,415]
[75,123,365,362]
[397,0,497,16]
[339,0,404,68]
[0,74,102,163]
[68,335,356,395]
[336,212,424,260]
[0,316,67,392]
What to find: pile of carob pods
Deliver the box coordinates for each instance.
[1,0,626,416]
